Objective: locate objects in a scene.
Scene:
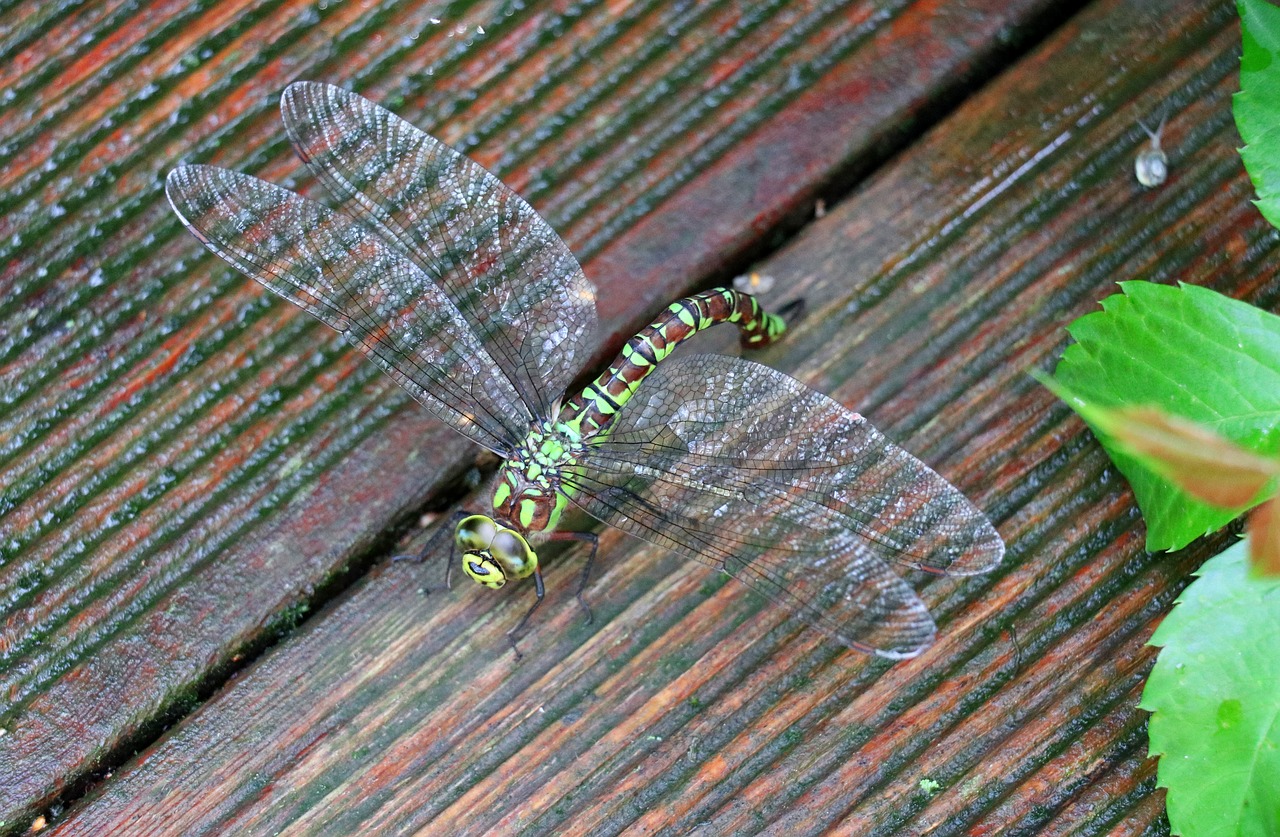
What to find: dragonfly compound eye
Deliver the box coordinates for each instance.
[456,514,498,552]
[491,530,537,579]
[463,554,507,589]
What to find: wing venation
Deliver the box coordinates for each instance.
[281,81,596,417]
[165,164,527,453]
[564,354,1003,657]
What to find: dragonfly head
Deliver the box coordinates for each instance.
[455,514,538,589]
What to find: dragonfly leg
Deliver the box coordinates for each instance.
[392,508,466,592]
[507,568,546,660]
[546,530,599,625]
[1008,623,1023,676]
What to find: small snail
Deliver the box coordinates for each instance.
[1135,118,1168,188]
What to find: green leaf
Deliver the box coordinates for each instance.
[1048,281,1280,551]
[1140,542,1280,837]
[1237,0,1280,230]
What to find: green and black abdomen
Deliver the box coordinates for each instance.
[561,289,788,438]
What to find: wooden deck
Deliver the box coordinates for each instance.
[0,0,1262,833]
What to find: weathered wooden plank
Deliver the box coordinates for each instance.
[0,0,1073,828]
[30,0,1254,833]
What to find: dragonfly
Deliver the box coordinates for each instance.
[165,81,1004,660]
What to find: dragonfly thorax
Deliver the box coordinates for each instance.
[490,420,582,535]
[455,423,583,590]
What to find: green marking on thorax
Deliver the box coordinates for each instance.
[545,489,570,529]
[538,436,567,460]
[518,498,536,528]
[492,480,512,509]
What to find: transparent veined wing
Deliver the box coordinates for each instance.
[563,354,1004,658]
[165,164,529,455]
[280,81,597,419]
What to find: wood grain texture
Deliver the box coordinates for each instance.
[0,0,1074,830]
[11,0,1256,833]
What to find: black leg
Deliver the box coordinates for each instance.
[546,530,598,625]
[1008,624,1023,676]
[775,297,806,327]
[392,509,467,592]
[507,568,545,660]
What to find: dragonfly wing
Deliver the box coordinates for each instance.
[564,355,1004,658]
[280,81,597,419]
[165,164,528,454]
[568,460,937,658]
[589,354,1003,575]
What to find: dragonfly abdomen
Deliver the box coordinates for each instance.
[562,288,788,437]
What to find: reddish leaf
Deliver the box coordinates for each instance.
[1096,407,1280,507]
[1248,500,1280,577]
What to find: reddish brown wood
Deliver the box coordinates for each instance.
[6,0,1252,833]
[0,0,1075,830]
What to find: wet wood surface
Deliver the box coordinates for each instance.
[0,0,1261,833]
